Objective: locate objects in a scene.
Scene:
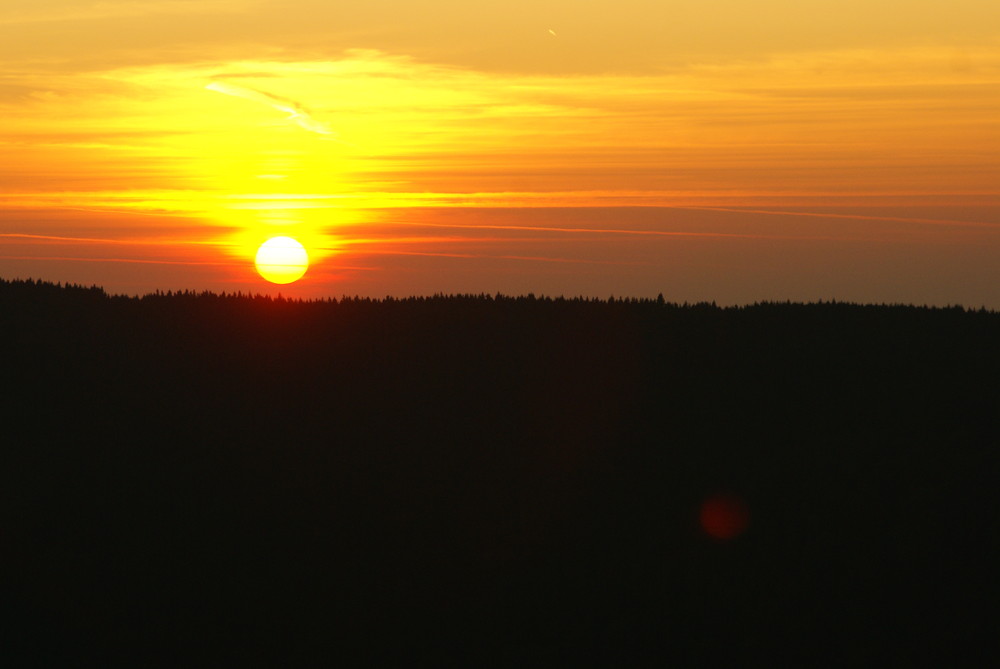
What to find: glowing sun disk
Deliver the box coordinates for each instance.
[255,236,309,284]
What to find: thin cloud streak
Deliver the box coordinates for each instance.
[0,232,224,247]
[371,220,861,243]
[2,232,140,244]
[205,81,337,137]
[0,255,238,266]
[358,249,646,266]
[676,206,1000,230]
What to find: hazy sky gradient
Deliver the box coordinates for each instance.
[2,1,999,303]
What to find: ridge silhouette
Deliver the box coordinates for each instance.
[2,278,996,664]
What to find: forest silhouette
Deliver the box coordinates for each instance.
[2,278,996,665]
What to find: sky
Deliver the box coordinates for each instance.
[2,0,999,304]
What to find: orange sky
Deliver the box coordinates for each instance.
[2,1,999,304]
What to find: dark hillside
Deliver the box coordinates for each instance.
[2,278,997,665]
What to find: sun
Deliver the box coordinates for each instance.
[255,236,309,284]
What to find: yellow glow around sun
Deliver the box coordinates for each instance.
[255,236,309,284]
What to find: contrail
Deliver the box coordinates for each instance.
[206,81,337,137]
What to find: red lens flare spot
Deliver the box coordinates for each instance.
[699,493,750,540]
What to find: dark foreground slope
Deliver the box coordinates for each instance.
[2,279,997,665]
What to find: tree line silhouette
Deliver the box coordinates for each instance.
[2,277,997,665]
